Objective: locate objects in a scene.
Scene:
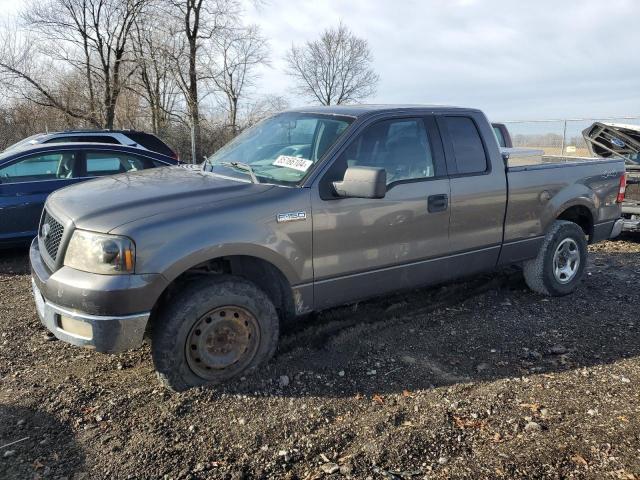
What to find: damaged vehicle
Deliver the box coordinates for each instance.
[582,122,640,232]
[30,105,626,391]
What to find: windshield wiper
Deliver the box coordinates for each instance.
[217,161,259,184]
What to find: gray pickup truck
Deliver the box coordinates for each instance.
[30,105,626,390]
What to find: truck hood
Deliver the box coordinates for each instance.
[47,166,274,232]
[582,122,640,166]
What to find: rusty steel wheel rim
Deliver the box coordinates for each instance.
[185,306,260,379]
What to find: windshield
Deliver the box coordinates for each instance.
[205,112,353,185]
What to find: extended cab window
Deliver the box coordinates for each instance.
[0,152,78,183]
[332,118,435,186]
[445,117,488,174]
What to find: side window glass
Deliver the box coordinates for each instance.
[493,126,506,148]
[81,136,120,144]
[46,136,120,144]
[86,152,148,176]
[0,152,77,183]
[446,117,488,174]
[45,137,79,144]
[336,118,435,185]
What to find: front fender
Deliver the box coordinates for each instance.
[111,187,313,287]
[162,241,307,286]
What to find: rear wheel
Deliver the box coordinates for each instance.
[523,220,587,296]
[152,275,279,391]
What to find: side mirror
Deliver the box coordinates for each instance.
[332,166,386,199]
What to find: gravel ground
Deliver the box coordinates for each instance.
[1,238,639,480]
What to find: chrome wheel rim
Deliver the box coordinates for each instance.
[552,238,580,284]
[186,306,260,379]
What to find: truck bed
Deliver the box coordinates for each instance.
[503,156,625,249]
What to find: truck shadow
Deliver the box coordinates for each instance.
[234,248,640,397]
[0,404,85,479]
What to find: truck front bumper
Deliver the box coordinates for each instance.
[30,239,165,353]
[32,278,149,352]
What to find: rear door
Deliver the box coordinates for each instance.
[436,113,507,273]
[0,150,83,242]
[312,115,451,309]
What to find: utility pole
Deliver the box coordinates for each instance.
[191,122,196,163]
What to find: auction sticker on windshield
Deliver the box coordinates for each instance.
[273,155,313,172]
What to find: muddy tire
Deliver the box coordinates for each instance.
[151,275,279,391]
[523,220,587,296]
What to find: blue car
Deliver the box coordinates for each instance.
[0,143,179,247]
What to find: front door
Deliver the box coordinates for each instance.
[0,151,81,243]
[312,116,451,310]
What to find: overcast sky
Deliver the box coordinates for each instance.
[1,0,638,122]
[245,0,640,121]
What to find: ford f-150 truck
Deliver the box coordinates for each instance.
[30,105,627,390]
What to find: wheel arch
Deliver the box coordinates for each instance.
[150,251,302,330]
[555,203,594,241]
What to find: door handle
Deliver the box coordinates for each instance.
[428,194,448,213]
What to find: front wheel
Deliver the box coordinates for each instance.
[523,220,588,296]
[151,275,279,391]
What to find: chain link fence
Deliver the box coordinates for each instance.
[501,116,640,157]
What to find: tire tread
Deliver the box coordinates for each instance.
[151,275,279,391]
[523,220,587,297]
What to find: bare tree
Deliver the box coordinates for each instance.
[0,0,273,161]
[167,0,237,162]
[285,22,379,105]
[0,0,149,128]
[0,19,103,127]
[131,6,181,135]
[242,93,288,127]
[209,25,268,133]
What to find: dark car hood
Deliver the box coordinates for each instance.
[47,166,274,232]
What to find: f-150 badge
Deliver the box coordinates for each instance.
[277,211,307,223]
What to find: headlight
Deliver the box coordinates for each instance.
[64,230,135,274]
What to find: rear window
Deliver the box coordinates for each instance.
[445,117,488,174]
[125,132,174,157]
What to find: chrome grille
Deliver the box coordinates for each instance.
[40,211,65,261]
